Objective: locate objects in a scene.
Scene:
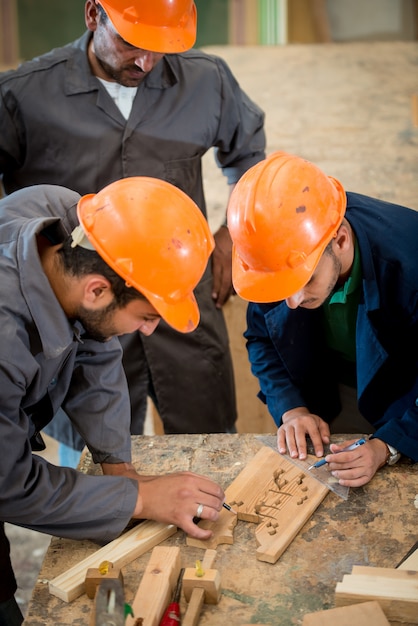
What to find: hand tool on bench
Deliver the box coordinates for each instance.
[94,578,125,626]
[159,567,185,626]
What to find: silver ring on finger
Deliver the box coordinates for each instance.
[196,503,204,518]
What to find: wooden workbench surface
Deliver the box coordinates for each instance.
[24,434,417,626]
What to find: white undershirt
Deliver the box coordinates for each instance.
[97,78,138,120]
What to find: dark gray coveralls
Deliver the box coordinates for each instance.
[0,31,266,440]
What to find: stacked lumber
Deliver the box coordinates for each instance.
[335,566,418,624]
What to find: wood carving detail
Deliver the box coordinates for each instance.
[187,447,329,563]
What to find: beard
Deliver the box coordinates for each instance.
[95,55,145,88]
[74,300,119,343]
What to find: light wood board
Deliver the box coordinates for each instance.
[125,546,181,626]
[302,600,390,625]
[49,521,176,602]
[398,546,418,571]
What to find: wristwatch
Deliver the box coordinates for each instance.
[386,444,401,465]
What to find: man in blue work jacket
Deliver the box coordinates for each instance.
[0,0,266,465]
[227,151,418,487]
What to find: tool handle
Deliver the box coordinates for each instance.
[159,602,181,626]
[341,438,366,452]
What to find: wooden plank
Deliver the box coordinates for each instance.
[352,566,418,579]
[48,521,176,602]
[125,546,181,626]
[336,574,418,597]
[398,545,418,571]
[335,568,418,624]
[302,600,390,625]
[187,446,329,563]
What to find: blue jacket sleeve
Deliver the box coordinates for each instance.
[245,302,308,426]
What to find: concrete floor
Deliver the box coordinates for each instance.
[7,436,58,617]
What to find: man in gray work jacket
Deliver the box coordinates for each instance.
[227,151,418,486]
[0,179,225,626]
[0,0,266,456]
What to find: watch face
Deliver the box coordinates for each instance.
[386,443,401,465]
[387,452,401,465]
[386,445,401,465]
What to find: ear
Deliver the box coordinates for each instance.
[333,221,352,253]
[82,276,113,307]
[85,0,100,32]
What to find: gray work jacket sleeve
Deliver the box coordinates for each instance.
[0,350,138,543]
[206,53,266,184]
[62,335,135,464]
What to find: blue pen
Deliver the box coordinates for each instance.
[308,438,367,470]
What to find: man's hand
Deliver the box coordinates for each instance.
[131,472,225,540]
[326,437,388,487]
[277,407,331,460]
[211,225,234,308]
[103,463,225,540]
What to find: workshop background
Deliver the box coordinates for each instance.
[1,0,418,620]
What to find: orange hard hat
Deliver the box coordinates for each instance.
[227,151,346,302]
[97,0,197,52]
[77,177,214,333]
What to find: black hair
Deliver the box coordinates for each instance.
[96,3,108,23]
[57,235,146,308]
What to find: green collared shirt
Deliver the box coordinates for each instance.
[322,240,362,387]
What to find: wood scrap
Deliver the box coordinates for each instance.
[85,562,123,599]
[182,549,220,626]
[302,600,389,625]
[335,566,418,624]
[125,546,181,626]
[397,541,418,571]
[48,521,176,602]
[187,446,329,563]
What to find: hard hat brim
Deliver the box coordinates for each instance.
[232,244,324,303]
[141,288,200,333]
[104,3,197,52]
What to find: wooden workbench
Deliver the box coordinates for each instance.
[24,434,417,625]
